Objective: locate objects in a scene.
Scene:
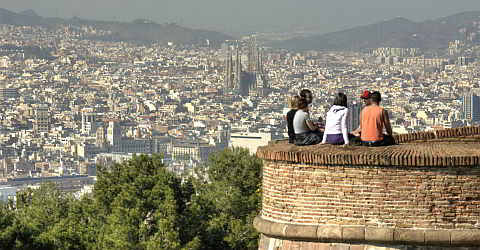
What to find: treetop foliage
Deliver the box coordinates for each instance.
[0,147,263,250]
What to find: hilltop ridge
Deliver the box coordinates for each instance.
[0,7,234,46]
[275,11,480,51]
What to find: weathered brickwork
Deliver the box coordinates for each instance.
[255,126,480,248]
[393,126,480,144]
[261,160,480,228]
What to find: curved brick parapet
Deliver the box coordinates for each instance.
[393,125,480,143]
[255,127,480,249]
[258,143,480,167]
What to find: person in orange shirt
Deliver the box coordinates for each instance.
[352,90,372,137]
[359,91,395,146]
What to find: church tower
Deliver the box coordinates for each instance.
[224,51,235,91]
[235,45,243,92]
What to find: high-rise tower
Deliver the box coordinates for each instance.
[347,101,362,132]
[462,93,480,123]
[81,112,98,135]
[34,104,50,133]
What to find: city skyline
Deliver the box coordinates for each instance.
[0,10,479,248]
[0,0,479,34]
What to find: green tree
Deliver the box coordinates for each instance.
[190,147,263,250]
[0,149,263,250]
[0,202,16,249]
[9,184,79,249]
[93,153,197,249]
[47,196,101,250]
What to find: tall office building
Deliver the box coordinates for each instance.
[81,112,98,135]
[347,102,362,132]
[462,93,480,123]
[34,104,50,133]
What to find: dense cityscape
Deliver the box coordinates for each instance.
[0,0,478,247]
[0,20,479,200]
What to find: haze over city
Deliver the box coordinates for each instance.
[0,0,479,34]
[0,1,480,249]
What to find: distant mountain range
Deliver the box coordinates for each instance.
[275,11,480,52]
[1,7,479,52]
[0,8,234,47]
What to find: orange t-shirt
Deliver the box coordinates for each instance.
[361,106,385,142]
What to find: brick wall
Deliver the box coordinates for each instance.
[255,128,480,248]
[262,160,480,229]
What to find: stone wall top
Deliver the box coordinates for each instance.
[393,125,480,143]
[257,126,480,167]
[254,216,480,247]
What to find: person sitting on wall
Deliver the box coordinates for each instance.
[299,88,325,131]
[299,88,313,106]
[286,95,301,144]
[293,98,324,146]
[359,91,396,146]
[320,93,356,146]
[352,90,372,137]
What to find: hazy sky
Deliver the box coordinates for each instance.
[0,0,479,34]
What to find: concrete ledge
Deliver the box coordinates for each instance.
[285,225,318,239]
[365,227,394,242]
[425,230,450,245]
[254,216,480,246]
[343,226,365,241]
[394,228,425,244]
[451,230,480,246]
[270,222,288,237]
[317,225,342,240]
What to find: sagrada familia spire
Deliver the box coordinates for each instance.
[223,42,267,96]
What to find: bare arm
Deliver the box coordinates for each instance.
[320,124,327,144]
[352,125,361,134]
[341,110,349,145]
[306,120,319,131]
[383,109,393,136]
[353,109,364,134]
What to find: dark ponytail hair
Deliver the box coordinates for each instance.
[299,89,312,99]
[332,93,348,107]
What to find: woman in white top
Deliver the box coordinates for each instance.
[321,93,352,146]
